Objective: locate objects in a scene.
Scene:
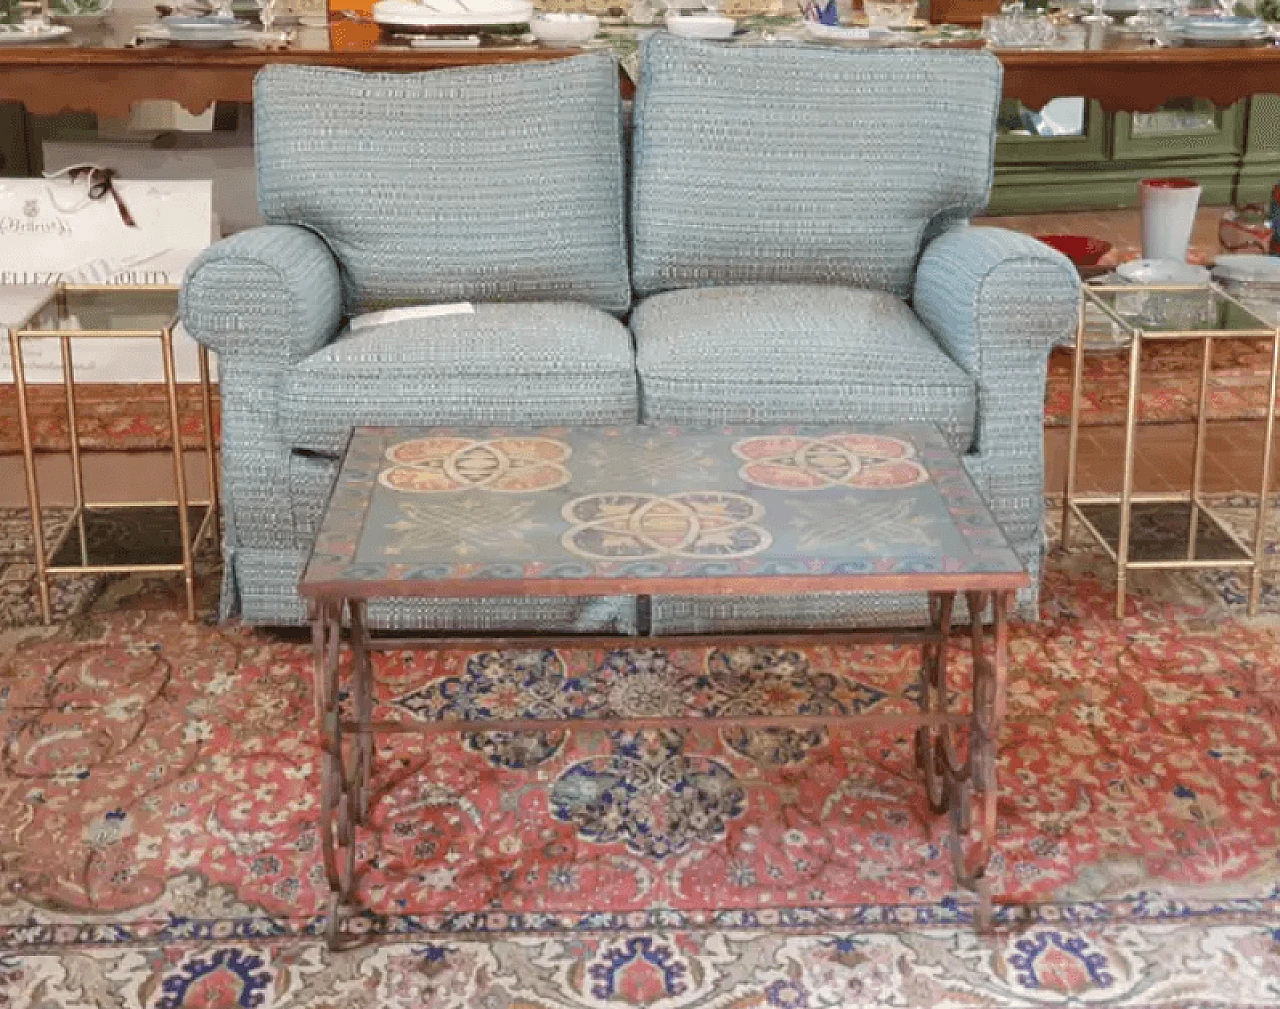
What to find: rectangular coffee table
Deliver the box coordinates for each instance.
[299,424,1028,944]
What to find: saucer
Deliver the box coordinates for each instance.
[803,21,896,42]
[1115,259,1211,285]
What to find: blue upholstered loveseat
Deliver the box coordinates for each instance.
[180,36,1079,630]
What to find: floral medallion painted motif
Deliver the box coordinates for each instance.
[733,433,928,491]
[561,492,771,561]
[378,436,572,494]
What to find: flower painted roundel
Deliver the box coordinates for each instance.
[732,433,928,491]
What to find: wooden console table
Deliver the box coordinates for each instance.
[0,17,1278,117]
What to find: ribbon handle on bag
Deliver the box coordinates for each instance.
[42,164,137,228]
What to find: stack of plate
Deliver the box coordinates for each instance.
[1213,254,1280,324]
[1101,0,1173,19]
[0,22,73,43]
[666,12,736,38]
[371,0,534,34]
[153,13,256,42]
[1171,15,1269,44]
[802,21,899,43]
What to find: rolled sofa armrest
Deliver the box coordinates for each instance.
[912,225,1078,455]
[180,224,343,366]
[912,225,1078,554]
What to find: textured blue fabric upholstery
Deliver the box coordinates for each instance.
[914,225,1079,547]
[280,303,639,455]
[182,59,636,626]
[181,224,342,366]
[254,59,630,315]
[632,284,977,452]
[182,46,1078,630]
[631,36,1001,300]
[181,225,346,602]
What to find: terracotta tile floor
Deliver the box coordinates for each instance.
[981,205,1231,266]
[0,207,1274,507]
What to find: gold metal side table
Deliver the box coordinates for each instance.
[7,284,219,623]
[1062,282,1279,618]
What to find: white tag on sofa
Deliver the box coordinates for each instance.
[349,303,475,332]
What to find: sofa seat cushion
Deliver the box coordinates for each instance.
[632,284,977,452]
[280,302,638,455]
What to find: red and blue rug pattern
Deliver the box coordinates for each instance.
[1,542,1278,1006]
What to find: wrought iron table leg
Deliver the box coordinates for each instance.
[943,589,1010,933]
[915,591,955,814]
[312,599,357,948]
[348,598,375,825]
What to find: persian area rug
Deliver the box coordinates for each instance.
[0,385,220,454]
[1,519,1279,1007]
[1043,338,1280,428]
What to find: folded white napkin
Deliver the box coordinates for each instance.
[349,303,475,332]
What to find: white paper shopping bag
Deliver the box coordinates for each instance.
[0,172,213,383]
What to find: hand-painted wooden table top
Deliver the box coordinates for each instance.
[299,424,1029,600]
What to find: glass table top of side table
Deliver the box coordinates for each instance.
[1083,280,1277,340]
[19,285,180,333]
[300,423,1029,601]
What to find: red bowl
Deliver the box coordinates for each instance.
[1035,233,1113,267]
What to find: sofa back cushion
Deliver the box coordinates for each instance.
[630,36,1001,300]
[253,57,631,315]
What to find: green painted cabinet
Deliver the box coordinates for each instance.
[989,95,1277,213]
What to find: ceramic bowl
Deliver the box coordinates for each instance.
[529,12,598,44]
[1113,259,1215,329]
[665,12,735,38]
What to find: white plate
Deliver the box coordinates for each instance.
[803,21,894,41]
[408,33,481,45]
[665,12,735,38]
[1172,15,1266,35]
[530,12,598,43]
[1103,0,1172,10]
[160,14,251,37]
[49,11,111,25]
[1213,254,1280,283]
[1177,25,1267,37]
[0,24,72,42]
[372,0,532,28]
[139,22,256,42]
[1116,258,1211,285]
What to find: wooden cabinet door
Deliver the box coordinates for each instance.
[0,102,30,176]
